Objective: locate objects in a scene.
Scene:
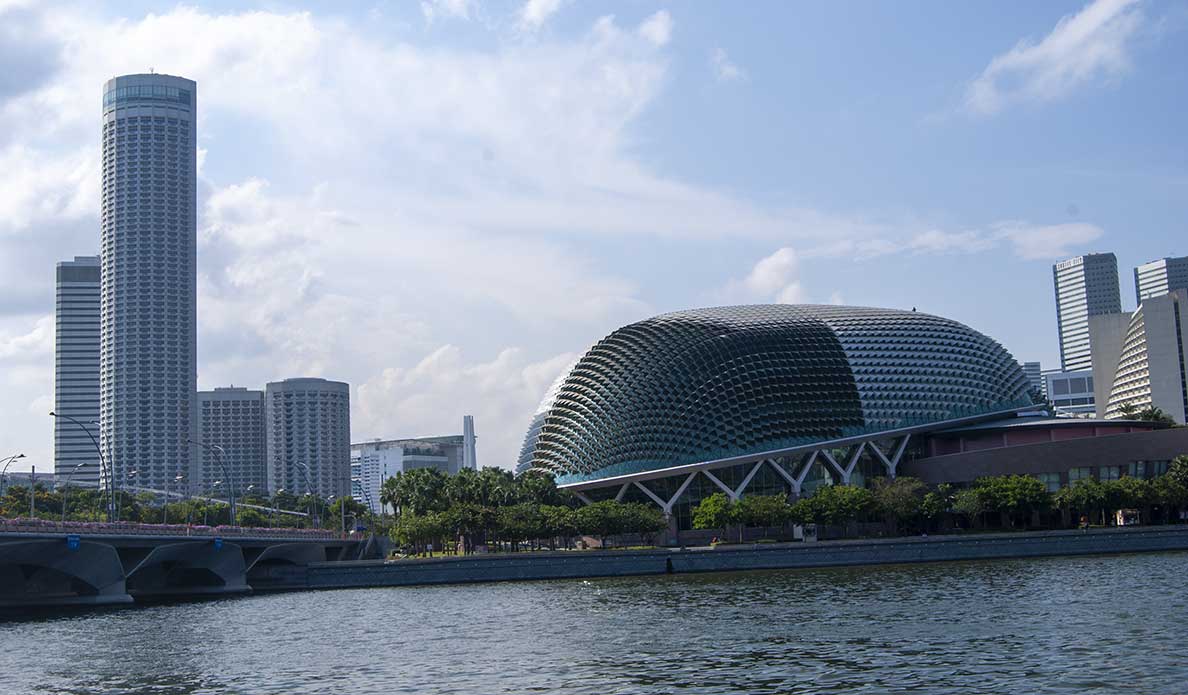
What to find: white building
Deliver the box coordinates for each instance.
[54,256,101,488]
[1101,289,1188,423]
[1022,361,1045,399]
[197,387,266,496]
[100,74,198,492]
[1134,256,1188,303]
[351,417,477,513]
[265,378,350,498]
[1053,253,1122,372]
[1044,370,1096,416]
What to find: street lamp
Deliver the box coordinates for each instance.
[271,488,285,528]
[50,412,115,522]
[188,439,235,524]
[1,453,26,496]
[61,462,87,523]
[295,462,318,528]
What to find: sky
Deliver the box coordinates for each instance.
[1,0,1185,474]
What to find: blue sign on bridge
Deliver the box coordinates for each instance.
[66,534,80,551]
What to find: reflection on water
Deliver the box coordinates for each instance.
[4,552,1187,694]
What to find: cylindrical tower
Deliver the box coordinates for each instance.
[100,74,197,493]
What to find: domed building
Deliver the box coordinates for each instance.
[519,304,1188,535]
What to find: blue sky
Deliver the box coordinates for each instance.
[0,0,1185,470]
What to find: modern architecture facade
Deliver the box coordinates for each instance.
[1102,290,1188,424]
[264,378,350,498]
[1022,361,1045,399]
[1134,256,1188,303]
[1053,253,1122,372]
[1044,369,1095,416]
[54,256,101,487]
[352,422,477,513]
[520,304,1037,529]
[100,74,198,492]
[197,387,266,496]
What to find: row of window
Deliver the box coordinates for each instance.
[104,84,192,107]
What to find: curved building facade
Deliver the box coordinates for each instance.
[523,305,1033,485]
[100,74,198,492]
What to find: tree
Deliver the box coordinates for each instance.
[975,475,1051,528]
[951,487,987,528]
[807,484,874,529]
[734,494,792,538]
[1136,406,1176,426]
[1168,456,1188,488]
[919,484,953,527]
[872,477,927,534]
[619,503,668,545]
[691,493,735,533]
[236,507,269,528]
[541,504,578,550]
[575,500,627,547]
[1055,479,1108,526]
[391,512,449,556]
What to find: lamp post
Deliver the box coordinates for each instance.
[120,469,138,521]
[188,439,235,524]
[271,488,285,528]
[206,481,222,525]
[1,453,26,496]
[352,477,375,530]
[295,462,318,528]
[61,462,87,523]
[49,412,114,522]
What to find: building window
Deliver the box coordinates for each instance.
[1068,467,1092,484]
[1098,466,1121,482]
[1128,461,1147,479]
[1037,473,1060,493]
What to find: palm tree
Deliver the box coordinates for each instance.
[1137,405,1176,426]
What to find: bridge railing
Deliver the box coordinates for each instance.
[0,517,342,540]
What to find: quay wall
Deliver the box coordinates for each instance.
[257,525,1188,591]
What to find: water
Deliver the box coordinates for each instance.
[3,551,1187,694]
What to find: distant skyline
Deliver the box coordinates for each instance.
[1,0,1185,472]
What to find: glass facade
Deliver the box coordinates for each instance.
[103,84,191,107]
[523,304,1033,484]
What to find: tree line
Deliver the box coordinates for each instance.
[691,455,1188,539]
[379,467,667,554]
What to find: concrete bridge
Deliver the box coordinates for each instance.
[0,524,387,609]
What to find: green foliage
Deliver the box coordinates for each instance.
[804,484,875,526]
[974,475,1051,524]
[734,494,793,529]
[575,500,628,540]
[1135,406,1176,426]
[919,484,953,521]
[872,477,927,524]
[236,507,269,528]
[951,487,987,525]
[691,492,734,530]
[1169,456,1188,488]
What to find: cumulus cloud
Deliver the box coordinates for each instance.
[720,247,805,305]
[517,0,566,31]
[711,47,744,81]
[421,0,476,24]
[638,10,673,47]
[964,0,1145,115]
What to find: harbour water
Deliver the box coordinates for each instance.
[4,551,1187,694]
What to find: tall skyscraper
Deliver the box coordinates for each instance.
[197,387,266,496]
[265,378,350,497]
[100,74,198,492]
[1134,256,1188,303]
[1053,253,1121,372]
[462,414,477,470]
[54,256,101,487]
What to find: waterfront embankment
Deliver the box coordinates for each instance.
[252,524,1188,591]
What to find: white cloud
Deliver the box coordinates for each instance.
[907,229,996,254]
[711,47,744,81]
[720,247,805,305]
[993,221,1105,260]
[964,0,1144,116]
[421,0,475,24]
[517,0,566,31]
[638,10,673,47]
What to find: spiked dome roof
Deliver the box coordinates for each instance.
[521,304,1034,484]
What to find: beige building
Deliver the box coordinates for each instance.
[1092,289,1188,424]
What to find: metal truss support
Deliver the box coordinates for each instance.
[614,484,630,502]
[702,469,737,500]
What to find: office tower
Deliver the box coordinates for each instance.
[100,74,198,492]
[1052,253,1121,372]
[196,387,266,497]
[1103,289,1188,424]
[1022,361,1044,399]
[54,256,101,487]
[1088,312,1134,418]
[265,378,350,497]
[462,415,477,470]
[1134,256,1188,303]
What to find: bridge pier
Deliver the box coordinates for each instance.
[124,541,250,600]
[0,539,132,608]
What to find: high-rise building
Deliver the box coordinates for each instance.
[1022,361,1044,399]
[54,256,101,487]
[1102,289,1188,424]
[462,414,477,470]
[100,74,198,492]
[1134,256,1188,303]
[1053,253,1122,372]
[197,387,266,497]
[265,378,350,498]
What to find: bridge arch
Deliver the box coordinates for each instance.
[124,541,250,599]
[0,539,131,607]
